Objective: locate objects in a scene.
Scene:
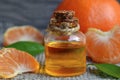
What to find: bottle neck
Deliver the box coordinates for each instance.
[47,24,80,36]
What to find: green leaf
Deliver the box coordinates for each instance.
[6,41,44,56]
[94,64,120,78]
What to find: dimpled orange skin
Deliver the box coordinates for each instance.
[56,0,120,33]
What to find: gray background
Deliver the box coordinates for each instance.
[0,0,62,30]
[0,0,119,30]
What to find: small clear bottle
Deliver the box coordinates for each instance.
[44,10,86,77]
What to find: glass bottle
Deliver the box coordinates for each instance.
[44,10,86,77]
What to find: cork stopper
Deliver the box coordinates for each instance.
[47,10,80,35]
[54,10,75,22]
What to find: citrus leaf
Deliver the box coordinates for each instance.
[6,41,44,56]
[94,64,120,78]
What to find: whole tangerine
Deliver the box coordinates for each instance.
[55,0,120,33]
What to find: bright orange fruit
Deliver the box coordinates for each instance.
[56,0,120,33]
[3,26,44,46]
[86,26,120,64]
[0,48,39,78]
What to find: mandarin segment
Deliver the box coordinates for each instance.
[0,48,39,78]
[86,26,120,64]
[3,26,44,46]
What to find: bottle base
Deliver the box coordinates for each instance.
[45,68,86,77]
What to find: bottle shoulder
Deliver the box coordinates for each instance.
[69,31,86,41]
[44,31,86,43]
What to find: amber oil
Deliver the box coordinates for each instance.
[45,41,86,77]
